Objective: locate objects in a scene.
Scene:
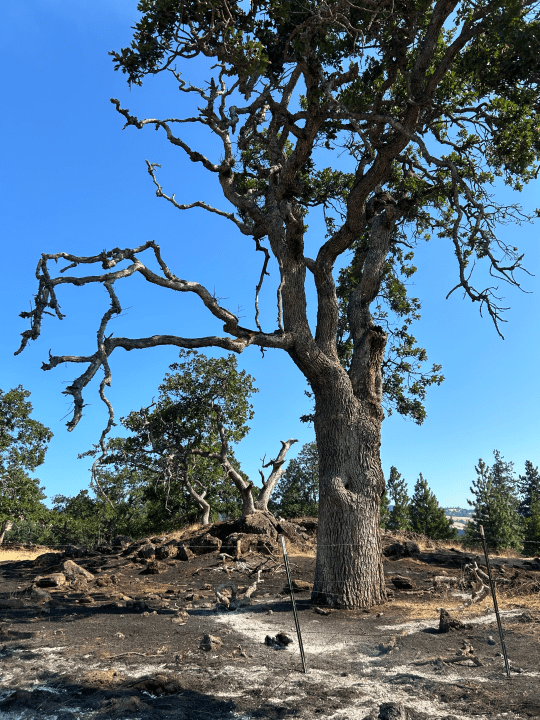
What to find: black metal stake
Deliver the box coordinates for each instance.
[479,524,511,678]
[280,535,307,673]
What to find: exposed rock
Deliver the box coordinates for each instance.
[32,552,61,568]
[391,575,417,590]
[140,560,163,575]
[289,517,318,533]
[63,545,86,558]
[95,574,119,587]
[200,633,222,651]
[137,543,156,559]
[34,572,66,588]
[188,534,222,556]
[156,544,177,560]
[95,544,114,555]
[377,702,407,720]
[289,579,313,592]
[177,544,194,562]
[265,632,293,648]
[222,532,252,556]
[62,560,94,581]
[439,607,473,633]
[112,535,132,547]
[277,519,301,541]
[384,542,420,559]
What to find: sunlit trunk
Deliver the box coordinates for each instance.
[311,369,386,608]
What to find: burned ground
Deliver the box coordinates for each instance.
[0,520,539,719]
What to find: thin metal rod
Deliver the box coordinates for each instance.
[479,524,511,678]
[280,535,307,673]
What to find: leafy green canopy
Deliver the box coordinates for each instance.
[270,440,319,517]
[0,386,52,530]
[108,0,540,424]
[81,350,257,521]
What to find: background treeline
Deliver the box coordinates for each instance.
[2,375,539,555]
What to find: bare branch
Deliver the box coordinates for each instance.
[145,160,254,235]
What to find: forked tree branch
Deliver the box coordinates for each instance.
[15,242,293,438]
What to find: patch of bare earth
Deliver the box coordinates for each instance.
[0,522,539,719]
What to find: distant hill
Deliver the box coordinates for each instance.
[444,507,473,518]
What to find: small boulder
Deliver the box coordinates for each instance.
[137,543,156,560]
[112,535,132,547]
[62,560,94,581]
[34,573,66,588]
[155,544,177,561]
[200,634,222,652]
[277,520,301,542]
[391,575,417,590]
[188,534,222,556]
[140,560,163,575]
[265,633,293,648]
[439,607,473,633]
[384,542,420,559]
[176,544,194,562]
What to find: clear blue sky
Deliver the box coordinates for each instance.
[2,1,539,510]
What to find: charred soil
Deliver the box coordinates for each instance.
[0,519,539,719]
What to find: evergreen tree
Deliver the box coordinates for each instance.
[270,441,319,519]
[465,451,522,551]
[409,474,457,540]
[380,489,391,530]
[523,491,540,557]
[386,466,411,532]
[517,460,540,519]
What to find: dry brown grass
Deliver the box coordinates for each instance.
[0,547,62,563]
[167,523,205,541]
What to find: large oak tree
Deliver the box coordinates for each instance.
[17,0,539,607]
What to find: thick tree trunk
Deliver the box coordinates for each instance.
[311,367,387,609]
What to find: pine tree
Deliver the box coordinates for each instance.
[523,491,540,557]
[386,466,411,532]
[380,489,390,530]
[465,451,522,551]
[409,474,458,540]
[517,460,540,520]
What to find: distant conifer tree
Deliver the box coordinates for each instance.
[409,473,457,540]
[386,466,411,532]
[465,451,522,551]
[517,460,540,520]
[523,491,540,557]
[380,489,390,529]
